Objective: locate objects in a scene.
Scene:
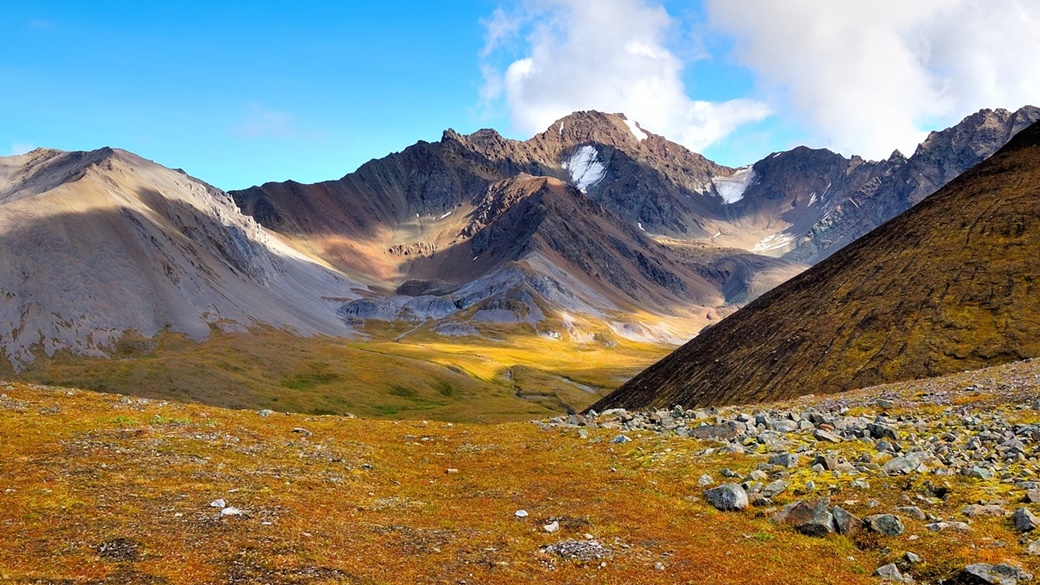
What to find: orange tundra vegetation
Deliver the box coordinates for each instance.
[4,359,1040,583]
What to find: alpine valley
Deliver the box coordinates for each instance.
[0,106,1036,419]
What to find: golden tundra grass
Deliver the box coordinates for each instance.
[3,359,1040,583]
[3,325,672,423]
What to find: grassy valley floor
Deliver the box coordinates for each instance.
[2,326,672,423]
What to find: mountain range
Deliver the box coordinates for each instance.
[230,106,1038,344]
[0,106,1036,399]
[591,117,1040,412]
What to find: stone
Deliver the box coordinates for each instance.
[963,504,1008,518]
[896,506,927,521]
[966,466,994,480]
[868,423,900,440]
[768,419,799,433]
[832,505,864,537]
[611,434,632,444]
[209,498,226,508]
[1026,488,1040,504]
[258,409,274,417]
[690,424,742,441]
[772,498,835,537]
[220,506,243,516]
[1027,540,1040,556]
[761,480,788,499]
[515,510,529,518]
[815,453,856,473]
[813,428,843,443]
[951,563,1034,584]
[876,399,896,410]
[904,551,922,564]
[769,453,800,468]
[697,474,714,487]
[873,563,906,582]
[704,483,749,511]
[881,451,933,475]
[748,470,769,482]
[544,521,560,533]
[865,514,905,537]
[1014,507,1040,532]
[926,521,971,532]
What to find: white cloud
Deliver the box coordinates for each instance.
[707,0,1040,159]
[479,0,770,152]
[10,143,34,156]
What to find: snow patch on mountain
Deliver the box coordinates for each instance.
[751,232,795,253]
[712,166,756,204]
[563,146,606,193]
[624,118,648,141]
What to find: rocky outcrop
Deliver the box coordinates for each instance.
[786,106,1040,262]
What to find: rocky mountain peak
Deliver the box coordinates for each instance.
[536,111,650,149]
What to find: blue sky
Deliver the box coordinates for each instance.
[3,1,1038,190]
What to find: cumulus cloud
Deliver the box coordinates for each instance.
[707,0,1040,159]
[479,0,770,152]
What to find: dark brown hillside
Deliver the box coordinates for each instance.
[590,120,1040,412]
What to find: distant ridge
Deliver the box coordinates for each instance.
[589,120,1040,412]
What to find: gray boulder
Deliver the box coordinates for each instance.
[865,514,905,536]
[704,483,748,511]
[768,453,800,468]
[832,505,864,537]
[873,563,907,582]
[949,563,1034,584]
[1014,507,1040,532]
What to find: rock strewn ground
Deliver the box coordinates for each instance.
[542,358,1040,583]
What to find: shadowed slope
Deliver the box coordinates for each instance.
[590,120,1040,412]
